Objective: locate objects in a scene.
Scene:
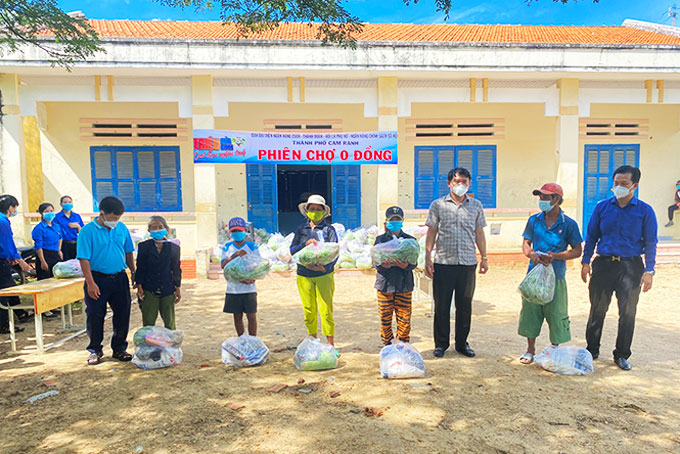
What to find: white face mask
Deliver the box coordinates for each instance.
[451,185,469,197]
[100,213,118,229]
[611,185,631,199]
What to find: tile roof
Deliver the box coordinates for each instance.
[72,20,680,46]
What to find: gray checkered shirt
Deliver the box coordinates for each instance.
[425,194,487,266]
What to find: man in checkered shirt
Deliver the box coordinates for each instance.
[425,167,489,359]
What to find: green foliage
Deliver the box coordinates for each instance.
[0,0,102,68]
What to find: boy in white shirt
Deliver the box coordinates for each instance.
[221,217,260,336]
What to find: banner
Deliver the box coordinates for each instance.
[193,129,397,165]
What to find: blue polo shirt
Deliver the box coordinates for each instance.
[0,213,20,260]
[54,211,84,242]
[77,218,134,274]
[523,211,582,280]
[31,221,63,251]
[582,197,658,272]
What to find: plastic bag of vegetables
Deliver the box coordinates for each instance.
[223,254,271,281]
[371,238,420,266]
[518,263,556,305]
[52,259,83,279]
[293,242,340,267]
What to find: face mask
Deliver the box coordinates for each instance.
[677,185,680,190]
[386,220,403,232]
[307,211,325,222]
[10,209,18,217]
[611,185,631,199]
[150,229,167,240]
[451,185,468,197]
[538,200,553,212]
[43,212,56,222]
[231,231,247,242]
[62,203,73,212]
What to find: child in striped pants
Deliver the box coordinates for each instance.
[374,206,417,346]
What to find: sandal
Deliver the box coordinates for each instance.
[0,326,25,334]
[112,351,133,362]
[519,353,535,365]
[18,311,35,323]
[87,352,103,366]
[43,311,58,319]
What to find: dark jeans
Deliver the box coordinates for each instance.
[37,250,61,280]
[0,259,24,329]
[586,256,644,360]
[84,271,131,354]
[433,263,477,350]
[61,242,77,261]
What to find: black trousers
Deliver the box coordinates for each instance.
[433,263,477,350]
[586,256,644,360]
[36,250,61,280]
[61,241,77,261]
[0,259,24,329]
[84,271,131,354]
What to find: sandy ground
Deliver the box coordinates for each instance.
[1,265,679,454]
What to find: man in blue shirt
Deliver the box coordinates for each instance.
[0,195,33,333]
[77,196,136,365]
[54,195,84,261]
[518,183,582,365]
[581,165,658,371]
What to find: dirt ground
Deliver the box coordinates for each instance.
[1,265,679,454]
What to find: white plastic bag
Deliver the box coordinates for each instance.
[534,346,594,376]
[221,334,269,367]
[132,346,183,370]
[293,336,337,371]
[131,326,184,370]
[518,263,556,305]
[379,341,426,379]
[52,259,83,278]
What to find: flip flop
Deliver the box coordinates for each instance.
[334,349,340,358]
[519,353,534,365]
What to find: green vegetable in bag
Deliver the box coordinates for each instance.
[223,254,271,281]
[293,242,340,267]
[371,238,420,266]
[518,263,556,305]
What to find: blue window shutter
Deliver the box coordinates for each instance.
[332,165,361,229]
[415,147,435,209]
[92,149,113,210]
[246,164,278,232]
[437,148,455,198]
[158,149,181,210]
[91,146,182,212]
[456,148,474,173]
[475,146,496,208]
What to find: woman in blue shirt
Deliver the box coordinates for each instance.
[32,203,63,281]
[0,194,34,332]
[54,195,84,261]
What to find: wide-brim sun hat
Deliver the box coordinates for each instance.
[298,194,331,219]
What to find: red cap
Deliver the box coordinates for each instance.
[532,183,564,197]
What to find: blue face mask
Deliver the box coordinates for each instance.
[62,203,73,212]
[150,229,167,240]
[231,231,247,242]
[386,220,403,232]
[43,212,56,222]
[538,200,553,212]
[10,209,18,217]
[677,185,680,190]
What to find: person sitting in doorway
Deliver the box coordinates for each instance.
[664,179,680,227]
